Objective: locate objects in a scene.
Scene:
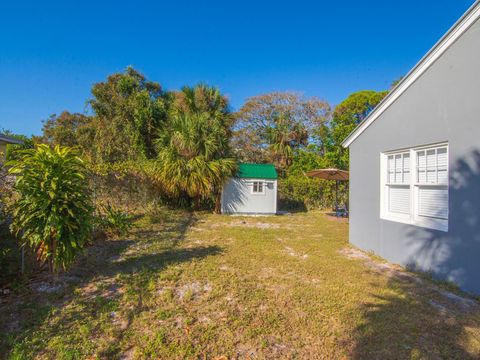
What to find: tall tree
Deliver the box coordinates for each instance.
[42,111,94,151]
[156,84,236,211]
[88,67,168,163]
[327,90,388,169]
[233,92,331,168]
[156,111,236,211]
[171,84,230,120]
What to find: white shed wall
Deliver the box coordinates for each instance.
[221,178,277,214]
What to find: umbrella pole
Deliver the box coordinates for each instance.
[335,180,338,208]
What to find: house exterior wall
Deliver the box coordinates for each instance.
[221,178,277,214]
[349,18,480,293]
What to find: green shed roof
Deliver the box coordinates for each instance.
[236,163,278,180]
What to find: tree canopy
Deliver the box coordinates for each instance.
[42,111,94,150]
[326,90,387,169]
[233,92,331,169]
[88,67,168,163]
[32,66,394,211]
[156,109,236,210]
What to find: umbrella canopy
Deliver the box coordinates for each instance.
[306,168,349,181]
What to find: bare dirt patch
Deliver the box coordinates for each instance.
[284,246,308,259]
[212,220,281,229]
[175,281,212,301]
[340,246,478,313]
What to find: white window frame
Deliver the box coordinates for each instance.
[380,142,449,232]
[251,180,266,195]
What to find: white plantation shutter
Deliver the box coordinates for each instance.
[388,155,395,183]
[418,186,448,219]
[415,145,449,228]
[385,152,411,216]
[382,144,448,231]
[395,154,403,183]
[426,149,436,183]
[389,186,410,214]
[417,150,426,183]
[437,147,448,184]
[403,153,410,183]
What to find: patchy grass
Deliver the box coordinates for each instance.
[1,210,480,359]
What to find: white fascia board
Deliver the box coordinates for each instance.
[342,0,480,148]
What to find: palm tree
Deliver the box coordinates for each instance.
[267,114,308,169]
[172,84,230,121]
[156,111,236,210]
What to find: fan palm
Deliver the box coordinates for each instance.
[267,114,308,169]
[172,84,230,121]
[156,111,236,210]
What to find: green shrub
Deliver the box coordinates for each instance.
[96,203,134,237]
[277,148,348,211]
[8,144,93,272]
[279,175,334,210]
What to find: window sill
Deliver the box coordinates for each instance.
[380,213,448,232]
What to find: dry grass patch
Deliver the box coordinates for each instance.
[1,210,480,359]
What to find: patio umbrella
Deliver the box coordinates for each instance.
[306,168,349,208]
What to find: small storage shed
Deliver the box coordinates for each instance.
[221,163,278,215]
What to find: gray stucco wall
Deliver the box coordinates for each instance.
[221,178,277,214]
[349,18,480,293]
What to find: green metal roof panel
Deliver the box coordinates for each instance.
[237,163,278,179]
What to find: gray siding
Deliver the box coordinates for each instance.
[349,18,480,293]
[221,178,277,214]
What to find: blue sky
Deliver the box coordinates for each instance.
[0,0,474,136]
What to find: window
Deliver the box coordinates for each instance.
[381,143,448,231]
[386,152,410,216]
[252,181,265,194]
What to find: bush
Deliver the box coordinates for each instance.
[279,175,337,210]
[277,148,347,211]
[8,145,93,272]
[87,160,179,211]
[96,203,134,237]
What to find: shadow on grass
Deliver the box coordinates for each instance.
[134,210,198,245]
[0,211,220,358]
[350,275,479,359]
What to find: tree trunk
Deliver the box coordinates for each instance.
[49,230,57,273]
[194,196,201,211]
[214,190,222,214]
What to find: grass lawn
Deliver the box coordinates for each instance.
[1,210,480,359]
